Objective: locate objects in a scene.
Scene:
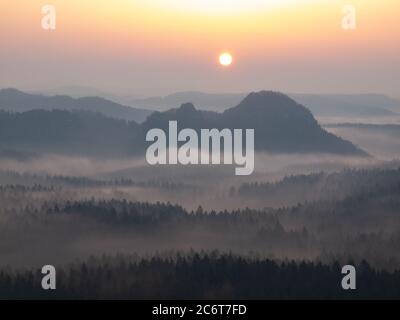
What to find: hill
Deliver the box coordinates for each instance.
[0,110,143,156]
[143,91,367,155]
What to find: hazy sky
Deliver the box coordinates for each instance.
[1,0,399,97]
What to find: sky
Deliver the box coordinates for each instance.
[0,0,399,97]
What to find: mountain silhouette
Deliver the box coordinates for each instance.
[143,91,367,155]
[0,88,152,123]
[0,91,367,157]
[142,102,218,132]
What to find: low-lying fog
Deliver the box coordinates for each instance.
[0,150,386,213]
[1,121,400,269]
[325,125,400,160]
[0,152,379,181]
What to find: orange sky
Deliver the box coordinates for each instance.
[0,0,399,96]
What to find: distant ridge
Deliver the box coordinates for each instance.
[0,88,153,123]
[129,91,400,117]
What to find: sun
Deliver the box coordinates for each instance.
[219,52,233,67]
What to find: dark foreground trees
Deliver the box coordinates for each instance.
[1,253,399,299]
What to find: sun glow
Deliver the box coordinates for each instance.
[219,53,233,67]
